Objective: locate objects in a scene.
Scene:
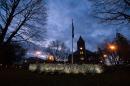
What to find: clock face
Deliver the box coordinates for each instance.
[80,57,84,60]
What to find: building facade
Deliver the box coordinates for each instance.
[68,36,99,64]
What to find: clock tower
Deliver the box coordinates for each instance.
[77,36,86,61]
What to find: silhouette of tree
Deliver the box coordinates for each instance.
[91,0,130,24]
[0,0,47,45]
[115,33,130,63]
[98,33,130,65]
[0,0,46,64]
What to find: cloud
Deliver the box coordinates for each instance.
[45,0,129,51]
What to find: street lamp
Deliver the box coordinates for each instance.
[103,54,107,58]
[108,44,117,51]
[35,51,42,56]
[108,44,118,64]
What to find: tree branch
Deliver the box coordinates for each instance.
[124,0,130,6]
[0,0,20,44]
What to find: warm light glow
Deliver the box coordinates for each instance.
[108,44,117,51]
[48,55,54,61]
[80,51,84,54]
[103,54,107,58]
[80,47,83,50]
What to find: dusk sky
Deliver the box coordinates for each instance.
[45,0,130,51]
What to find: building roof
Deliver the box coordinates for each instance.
[78,36,84,42]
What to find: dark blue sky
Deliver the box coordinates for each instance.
[45,0,130,51]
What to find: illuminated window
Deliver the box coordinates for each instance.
[80,51,84,54]
[80,47,83,50]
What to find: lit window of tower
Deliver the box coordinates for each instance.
[77,36,86,56]
[80,51,84,55]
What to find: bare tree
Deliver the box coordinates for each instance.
[0,0,47,45]
[47,40,70,60]
[90,0,130,24]
[48,40,61,51]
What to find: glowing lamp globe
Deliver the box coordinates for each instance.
[35,51,42,57]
